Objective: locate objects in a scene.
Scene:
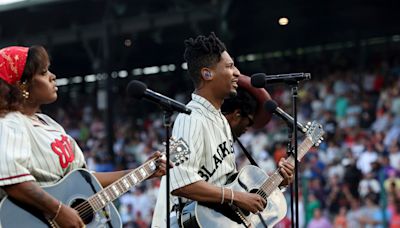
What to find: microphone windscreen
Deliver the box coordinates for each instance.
[126,80,147,99]
[264,100,278,113]
[250,73,267,88]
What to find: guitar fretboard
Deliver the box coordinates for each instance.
[81,159,157,212]
[257,137,313,198]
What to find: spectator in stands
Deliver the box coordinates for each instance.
[359,193,391,228]
[358,172,381,198]
[307,208,332,228]
[346,197,363,228]
[305,192,321,225]
[333,206,347,228]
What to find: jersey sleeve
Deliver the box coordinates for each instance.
[0,119,35,187]
[169,113,205,192]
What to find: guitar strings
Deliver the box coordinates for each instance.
[74,201,94,219]
[255,172,282,199]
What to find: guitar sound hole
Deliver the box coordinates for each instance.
[70,198,94,224]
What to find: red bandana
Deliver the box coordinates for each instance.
[0,46,29,85]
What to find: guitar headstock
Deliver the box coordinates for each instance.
[304,121,324,146]
[167,137,190,166]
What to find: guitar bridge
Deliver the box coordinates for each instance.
[232,205,252,227]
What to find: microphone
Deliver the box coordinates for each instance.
[251,73,311,88]
[264,100,307,133]
[126,80,191,115]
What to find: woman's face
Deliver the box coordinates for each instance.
[27,62,58,105]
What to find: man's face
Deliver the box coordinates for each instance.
[210,51,240,98]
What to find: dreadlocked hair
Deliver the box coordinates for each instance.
[183,32,227,87]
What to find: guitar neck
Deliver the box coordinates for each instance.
[87,158,158,212]
[257,137,313,198]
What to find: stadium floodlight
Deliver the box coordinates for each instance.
[0,0,62,12]
[0,0,25,5]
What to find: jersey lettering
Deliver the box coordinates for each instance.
[197,140,234,180]
[213,154,222,167]
[51,135,74,168]
[217,141,231,157]
[197,170,209,181]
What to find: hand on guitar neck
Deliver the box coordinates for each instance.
[277,157,295,187]
[147,151,174,179]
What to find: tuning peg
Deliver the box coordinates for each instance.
[318,140,322,144]
[320,137,324,141]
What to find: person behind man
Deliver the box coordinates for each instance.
[0,46,167,228]
[166,32,294,227]
[222,86,257,138]
[221,74,272,138]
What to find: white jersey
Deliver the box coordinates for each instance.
[0,112,86,199]
[152,94,236,227]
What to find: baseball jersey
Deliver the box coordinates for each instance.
[152,93,237,227]
[0,112,86,200]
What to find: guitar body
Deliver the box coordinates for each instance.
[182,165,287,228]
[0,169,121,228]
[180,122,324,228]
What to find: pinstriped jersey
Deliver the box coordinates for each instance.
[0,112,86,199]
[169,94,236,203]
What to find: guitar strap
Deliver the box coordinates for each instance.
[233,135,260,167]
[176,197,184,228]
[79,171,114,228]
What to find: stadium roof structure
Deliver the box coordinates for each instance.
[0,0,399,77]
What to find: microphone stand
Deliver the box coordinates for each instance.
[274,79,301,228]
[285,125,295,228]
[289,82,299,228]
[163,110,173,228]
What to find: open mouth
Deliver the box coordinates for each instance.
[232,80,239,88]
